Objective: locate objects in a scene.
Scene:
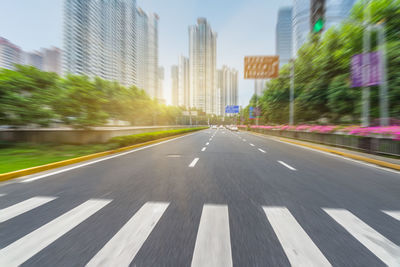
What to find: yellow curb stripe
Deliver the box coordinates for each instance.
[0,131,199,182]
[245,130,400,171]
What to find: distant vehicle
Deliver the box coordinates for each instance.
[219,125,224,129]
[230,126,238,131]
[211,125,218,129]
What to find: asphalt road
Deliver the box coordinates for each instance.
[0,128,399,266]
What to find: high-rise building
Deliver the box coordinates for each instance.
[324,0,357,29]
[25,51,44,70]
[178,56,190,108]
[171,65,179,106]
[189,18,217,114]
[293,0,356,55]
[63,0,137,86]
[217,66,238,116]
[0,37,22,70]
[42,47,62,75]
[276,7,293,67]
[293,0,311,55]
[157,66,164,101]
[254,80,267,96]
[136,8,159,99]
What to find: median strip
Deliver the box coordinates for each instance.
[0,128,206,183]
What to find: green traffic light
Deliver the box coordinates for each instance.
[313,18,324,33]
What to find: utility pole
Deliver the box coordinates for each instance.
[362,0,371,127]
[289,59,295,125]
[378,22,389,126]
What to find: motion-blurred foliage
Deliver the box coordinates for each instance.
[0,65,183,128]
[246,0,400,125]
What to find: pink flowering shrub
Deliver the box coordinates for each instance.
[239,124,400,140]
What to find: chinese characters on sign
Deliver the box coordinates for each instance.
[244,56,279,79]
[351,52,381,87]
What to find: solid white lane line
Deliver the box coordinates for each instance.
[206,142,210,146]
[383,210,400,221]
[0,197,57,223]
[20,132,200,183]
[258,148,266,153]
[250,143,255,147]
[86,202,169,267]
[0,199,111,266]
[324,208,400,266]
[191,204,232,267]
[263,207,331,267]
[189,158,200,168]
[278,161,296,171]
[201,147,206,152]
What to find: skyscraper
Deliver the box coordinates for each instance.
[189,18,217,114]
[325,0,357,29]
[63,0,137,86]
[178,56,190,108]
[0,37,22,70]
[171,65,179,106]
[136,8,159,99]
[254,80,267,96]
[293,0,311,55]
[42,47,62,75]
[293,0,356,55]
[276,7,293,67]
[157,66,164,102]
[217,66,238,116]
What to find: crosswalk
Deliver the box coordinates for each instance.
[0,196,399,266]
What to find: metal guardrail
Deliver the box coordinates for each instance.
[247,128,400,157]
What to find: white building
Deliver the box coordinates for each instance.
[217,66,238,116]
[0,37,22,70]
[189,18,217,114]
[178,56,190,108]
[171,65,179,106]
[254,80,267,97]
[136,8,159,99]
[276,7,293,67]
[157,66,164,102]
[42,47,62,75]
[63,0,137,86]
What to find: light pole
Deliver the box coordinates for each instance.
[289,59,295,125]
[378,21,389,126]
[361,0,371,127]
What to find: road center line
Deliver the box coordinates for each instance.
[278,161,296,171]
[258,148,266,153]
[250,143,255,147]
[189,158,200,167]
[201,147,206,152]
[19,132,201,183]
[206,142,210,146]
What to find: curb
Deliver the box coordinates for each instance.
[246,131,400,171]
[0,131,198,182]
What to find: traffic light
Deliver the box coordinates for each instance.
[311,0,325,33]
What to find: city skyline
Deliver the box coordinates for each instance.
[0,0,292,106]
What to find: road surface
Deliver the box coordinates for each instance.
[0,128,399,266]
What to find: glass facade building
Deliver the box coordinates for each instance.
[276,7,293,67]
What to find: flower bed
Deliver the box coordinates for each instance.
[238,125,400,141]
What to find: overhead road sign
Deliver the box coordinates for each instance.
[244,56,279,79]
[225,105,239,114]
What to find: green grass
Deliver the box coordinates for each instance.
[0,143,117,174]
[0,127,206,174]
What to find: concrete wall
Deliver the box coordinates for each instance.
[0,126,198,144]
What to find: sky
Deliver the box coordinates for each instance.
[0,0,292,106]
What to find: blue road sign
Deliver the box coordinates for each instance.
[225,105,239,114]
